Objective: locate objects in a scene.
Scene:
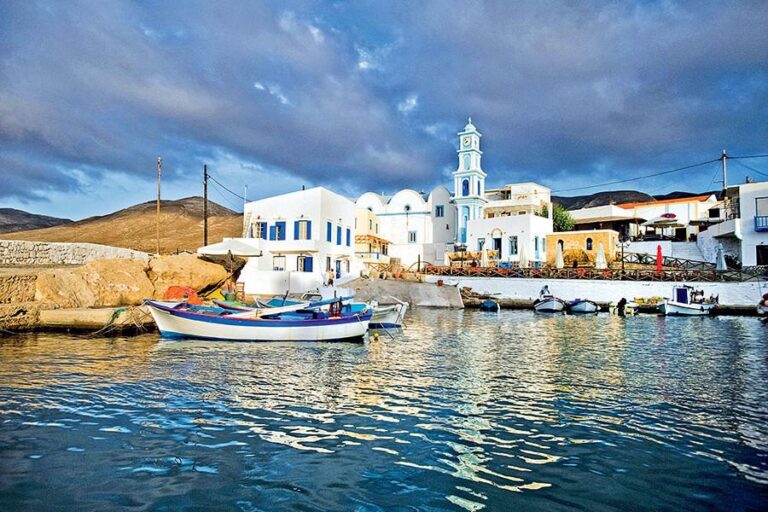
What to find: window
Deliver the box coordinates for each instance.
[463,155,470,170]
[478,238,485,251]
[477,182,481,196]
[462,179,469,196]
[435,205,444,217]
[558,240,564,250]
[346,260,350,273]
[369,219,372,230]
[346,228,351,246]
[326,256,331,271]
[326,221,332,242]
[408,231,417,243]
[376,223,379,234]
[586,238,593,251]
[269,222,286,241]
[336,225,342,245]
[253,222,267,239]
[542,237,546,253]
[534,237,539,251]
[509,236,518,256]
[294,220,311,240]
[272,256,286,271]
[297,255,313,272]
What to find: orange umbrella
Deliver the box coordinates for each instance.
[656,244,663,273]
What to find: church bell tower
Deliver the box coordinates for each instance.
[452,118,487,244]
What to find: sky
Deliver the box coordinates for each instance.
[1,0,767,220]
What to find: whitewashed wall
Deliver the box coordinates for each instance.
[424,275,766,307]
[0,240,149,266]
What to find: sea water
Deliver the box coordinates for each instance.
[0,309,766,511]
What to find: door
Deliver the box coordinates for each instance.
[335,259,341,279]
[757,245,768,265]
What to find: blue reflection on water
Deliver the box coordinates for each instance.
[0,310,767,511]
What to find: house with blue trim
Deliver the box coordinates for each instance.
[237,186,356,296]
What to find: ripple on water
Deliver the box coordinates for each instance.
[0,310,767,511]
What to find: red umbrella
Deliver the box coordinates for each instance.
[656,244,663,273]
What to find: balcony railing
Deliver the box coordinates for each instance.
[755,216,768,232]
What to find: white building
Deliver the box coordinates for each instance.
[698,180,768,266]
[238,187,356,295]
[356,186,456,268]
[467,213,553,265]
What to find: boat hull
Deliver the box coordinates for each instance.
[659,300,716,316]
[568,300,598,314]
[479,300,500,312]
[369,303,408,329]
[534,296,566,313]
[146,302,371,342]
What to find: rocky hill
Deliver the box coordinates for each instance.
[3,197,242,254]
[553,190,720,210]
[0,208,72,234]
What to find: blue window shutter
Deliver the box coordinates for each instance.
[269,225,276,241]
[306,221,312,240]
[305,256,313,272]
[336,226,341,245]
[260,222,267,239]
[294,221,300,240]
[326,222,332,242]
[346,228,351,246]
[276,221,286,240]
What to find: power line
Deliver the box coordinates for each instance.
[552,157,721,194]
[729,154,768,160]
[208,180,242,211]
[732,159,768,179]
[208,174,247,201]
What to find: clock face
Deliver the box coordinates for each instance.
[463,137,471,147]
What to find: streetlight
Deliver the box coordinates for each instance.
[616,234,631,276]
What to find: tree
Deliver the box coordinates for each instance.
[541,203,575,232]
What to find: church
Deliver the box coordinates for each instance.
[356,119,554,268]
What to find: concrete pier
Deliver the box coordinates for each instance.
[37,306,155,333]
[349,278,464,308]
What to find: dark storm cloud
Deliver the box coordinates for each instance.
[1,0,766,211]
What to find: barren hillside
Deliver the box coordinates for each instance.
[3,197,242,254]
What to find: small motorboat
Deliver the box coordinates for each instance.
[145,300,372,342]
[533,295,566,313]
[479,299,500,312]
[568,298,599,314]
[658,286,717,316]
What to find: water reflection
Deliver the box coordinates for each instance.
[0,310,767,511]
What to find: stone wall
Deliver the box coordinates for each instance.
[0,240,149,266]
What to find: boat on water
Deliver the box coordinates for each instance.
[479,299,500,312]
[658,286,717,316]
[534,295,566,313]
[758,293,768,321]
[214,295,408,330]
[568,299,599,314]
[144,300,372,342]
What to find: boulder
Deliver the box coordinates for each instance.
[147,254,228,297]
[35,259,153,308]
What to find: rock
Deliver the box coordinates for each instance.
[147,254,228,297]
[34,259,153,308]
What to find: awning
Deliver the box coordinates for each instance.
[197,238,263,257]
[355,234,390,244]
[642,213,685,228]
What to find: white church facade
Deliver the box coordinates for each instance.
[357,118,553,268]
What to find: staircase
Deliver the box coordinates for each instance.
[670,242,705,262]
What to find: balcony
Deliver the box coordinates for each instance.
[356,251,390,264]
[756,216,768,232]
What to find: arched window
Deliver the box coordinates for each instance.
[462,179,469,196]
[477,181,481,196]
[463,155,470,170]
[586,238,593,251]
[558,240,564,250]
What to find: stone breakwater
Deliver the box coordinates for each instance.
[0,240,149,266]
[0,253,228,331]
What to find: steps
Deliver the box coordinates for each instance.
[670,242,705,262]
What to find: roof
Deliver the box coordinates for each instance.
[355,234,390,245]
[618,194,714,209]
[570,204,645,223]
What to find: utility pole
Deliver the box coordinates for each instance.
[721,149,728,192]
[156,157,162,255]
[244,185,248,209]
[203,164,209,247]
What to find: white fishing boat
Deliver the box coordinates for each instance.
[145,300,372,342]
[568,299,599,314]
[534,295,566,313]
[368,302,409,329]
[658,286,717,316]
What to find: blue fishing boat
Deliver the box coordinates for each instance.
[144,300,372,342]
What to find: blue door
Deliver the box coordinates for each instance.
[335,260,341,279]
